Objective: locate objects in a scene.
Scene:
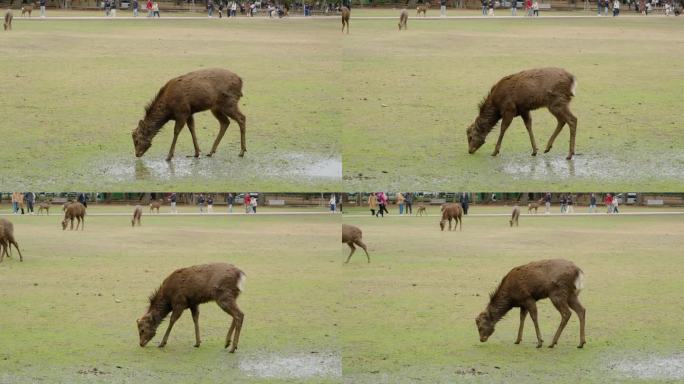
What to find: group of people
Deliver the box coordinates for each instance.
[596,0,622,16]
[191,193,255,213]
[208,0,242,18]
[8,192,88,214]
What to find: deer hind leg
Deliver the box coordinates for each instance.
[548,294,572,348]
[345,242,356,263]
[190,305,201,347]
[525,300,544,348]
[568,294,586,348]
[564,107,578,160]
[12,241,22,262]
[544,101,570,155]
[185,115,201,158]
[166,118,187,161]
[491,113,514,156]
[217,295,244,353]
[225,102,247,157]
[207,109,230,157]
[354,239,370,263]
[520,111,538,156]
[515,307,528,344]
[159,307,184,348]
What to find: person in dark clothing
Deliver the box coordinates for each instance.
[77,193,88,208]
[198,194,206,213]
[133,0,139,16]
[481,0,488,15]
[459,192,470,215]
[226,193,234,213]
[405,192,413,215]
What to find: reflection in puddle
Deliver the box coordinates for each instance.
[98,152,341,183]
[238,352,341,379]
[608,354,684,380]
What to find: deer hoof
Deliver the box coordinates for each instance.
[239,151,245,158]
[544,147,551,153]
[206,153,213,158]
[158,343,166,348]
[566,154,574,160]
[536,342,543,348]
[229,346,237,353]
[194,343,201,348]
[531,151,537,156]
[577,342,585,349]
[514,340,521,345]
[165,156,173,162]
[548,344,555,349]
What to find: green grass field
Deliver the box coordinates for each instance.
[341,16,684,191]
[0,212,341,383]
[341,211,684,383]
[0,18,341,191]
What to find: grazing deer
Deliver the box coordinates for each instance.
[137,263,246,352]
[342,224,369,263]
[149,200,162,214]
[510,205,520,227]
[37,201,51,215]
[132,205,143,227]
[0,218,23,262]
[528,199,543,214]
[416,205,427,216]
[417,2,430,16]
[466,67,578,160]
[340,6,350,34]
[398,8,408,30]
[440,203,462,231]
[4,9,12,30]
[62,202,86,231]
[132,68,247,161]
[21,5,33,17]
[476,259,586,348]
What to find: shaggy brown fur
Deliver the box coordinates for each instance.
[342,224,369,263]
[466,67,578,160]
[398,9,408,30]
[476,259,586,348]
[37,201,51,215]
[4,9,12,30]
[132,205,143,227]
[136,263,246,352]
[21,5,33,17]
[149,200,162,214]
[416,2,430,16]
[439,203,462,232]
[62,202,86,231]
[510,206,520,227]
[416,205,427,216]
[0,218,23,262]
[341,6,350,34]
[132,68,247,161]
[528,201,540,214]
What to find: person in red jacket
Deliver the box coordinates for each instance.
[604,193,613,214]
[244,193,252,214]
[525,0,532,15]
[146,0,153,17]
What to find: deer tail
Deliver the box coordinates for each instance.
[574,269,585,292]
[570,75,577,97]
[237,271,246,292]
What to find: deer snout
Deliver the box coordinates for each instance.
[480,336,488,342]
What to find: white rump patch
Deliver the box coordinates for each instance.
[571,77,577,96]
[237,272,246,292]
[574,271,585,291]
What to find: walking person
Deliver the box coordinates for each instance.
[197,194,206,213]
[133,0,139,16]
[375,192,386,218]
[24,192,35,215]
[218,0,224,17]
[231,1,237,17]
[604,193,613,214]
[459,192,470,215]
[368,193,378,216]
[612,0,620,15]
[597,0,603,15]
[39,0,46,17]
[567,194,575,214]
[146,0,153,16]
[525,0,533,15]
[396,192,405,215]
[440,0,447,16]
[329,194,336,213]
[226,193,234,213]
[207,0,214,17]
[207,195,214,213]
[169,192,177,213]
[532,0,539,15]
[604,0,609,15]
[244,193,252,214]
[560,194,567,213]
[405,192,413,215]
[588,193,597,213]
[152,1,160,17]
[511,0,517,15]
[482,0,488,15]
[612,196,619,214]
[12,192,21,214]
[488,0,495,15]
[250,196,258,213]
[543,192,552,214]
[104,0,111,16]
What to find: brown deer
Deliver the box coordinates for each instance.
[398,8,408,30]
[62,202,86,231]
[4,9,12,30]
[0,218,23,262]
[439,203,462,231]
[510,205,520,227]
[132,205,143,226]
[416,2,430,16]
[149,200,162,214]
[21,5,33,17]
[132,68,247,161]
[528,201,540,214]
[416,205,427,216]
[37,201,51,215]
[466,67,578,160]
[476,259,586,349]
[340,6,350,34]
[136,263,246,352]
[342,224,369,263]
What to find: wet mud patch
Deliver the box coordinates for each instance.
[238,351,341,379]
[606,353,684,380]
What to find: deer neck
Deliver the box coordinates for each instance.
[487,292,513,324]
[147,292,172,326]
[141,104,171,138]
[476,101,501,136]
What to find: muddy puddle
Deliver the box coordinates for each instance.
[607,354,684,380]
[238,351,342,379]
[95,151,341,186]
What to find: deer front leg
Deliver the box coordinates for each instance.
[208,109,229,157]
[526,301,544,348]
[520,111,538,156]
[491,114,514,156]
[544,114,566,155]
[515,307,528,344]
[190,305,201,347]
[166,118,187,161]
[186,115,201,158]
[158,308,183,348]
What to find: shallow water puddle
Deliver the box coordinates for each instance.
[238,351,341,379]
[608,354,684,380]
[98,151,341,182]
